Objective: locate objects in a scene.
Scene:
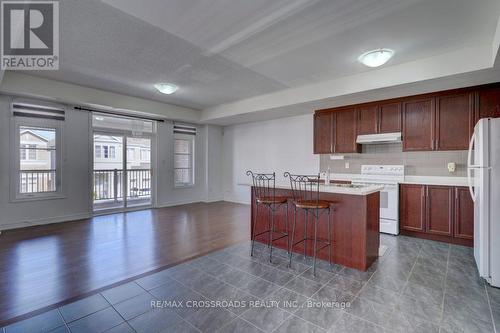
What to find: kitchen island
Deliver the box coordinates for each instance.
[249,183,382,271]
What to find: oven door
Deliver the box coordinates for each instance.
[379,184,398,221]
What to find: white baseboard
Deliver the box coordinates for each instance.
[223,198,251,205]
[156,199,202,208]
[1,212,91,231]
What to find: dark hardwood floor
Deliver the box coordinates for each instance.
[0,202,250,326]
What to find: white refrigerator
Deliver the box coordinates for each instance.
[468,118,500,287]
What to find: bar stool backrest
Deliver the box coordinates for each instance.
[246,171,276,201]
[283,172,321,203]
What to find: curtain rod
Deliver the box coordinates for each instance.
[74,106,165,122]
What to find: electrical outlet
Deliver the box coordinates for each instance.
[447,162,456,173]
[345,162,350,169]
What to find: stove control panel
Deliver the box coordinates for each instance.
[360,165,405,176]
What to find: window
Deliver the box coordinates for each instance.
[174,135,194,187]
[12,119,63,200]
[11,100,65,200]
[140,149,150,161]
[127,148,134,160]
[109,146,116,159]
[21,144,37,160]
[103,146,109,158]
[95,145,102,158]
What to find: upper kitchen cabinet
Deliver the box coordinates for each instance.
[476,86,500,120]
[356,102,401,135]
[357,105,378,135]
[314,83,500,154]
[435,92,474,150]
[313,112,333,154]
[402,97,435,151]
[379,102,402,133]
[334,108,361,153]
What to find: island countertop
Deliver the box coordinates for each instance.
[249,185,380,271]
[239,182,383,196]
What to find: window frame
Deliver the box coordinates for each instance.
[173,133,195,188]
[11,116,65,201]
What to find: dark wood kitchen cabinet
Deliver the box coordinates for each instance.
[334,108,360,153]
[402,98,435,151]
[357,105,378,135]
[379,102,402,133]
[313,112,333,154]
[435,92,474,150]
[476,86,500,120]
[454,187,474,240]
[313,108,360,154]
[356,102,401,135]
[400,184,473,246]
[314,82,500,154]
[426,186,453,236]
[400,184,425,232]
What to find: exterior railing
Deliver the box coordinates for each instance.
[20,169,56,193]
[93,169,151,202]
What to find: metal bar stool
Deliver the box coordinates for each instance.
[246,171,289,262]
[284,172,332,276]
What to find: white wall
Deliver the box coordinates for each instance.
[205,125,224,202]
[222,114,319,204]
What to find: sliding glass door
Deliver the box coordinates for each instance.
[125,136,152,207]
[92,114,154,212]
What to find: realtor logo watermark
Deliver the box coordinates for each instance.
[1,0,59,70]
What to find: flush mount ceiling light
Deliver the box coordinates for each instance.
[154,83,178,95]
[358,49,394,68]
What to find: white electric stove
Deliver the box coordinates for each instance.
[351,165,405,235]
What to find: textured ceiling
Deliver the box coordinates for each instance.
[26,0,500,110]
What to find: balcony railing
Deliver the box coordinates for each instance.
[93,169,151,202]
[20,170,56,193]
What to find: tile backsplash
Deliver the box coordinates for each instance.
[320,143,468,177]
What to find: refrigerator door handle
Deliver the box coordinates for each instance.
[467,132,476,202]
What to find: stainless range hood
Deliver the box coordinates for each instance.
[356,132,402,144]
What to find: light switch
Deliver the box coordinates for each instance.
[447,162,456,173]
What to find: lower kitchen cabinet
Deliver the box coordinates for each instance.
[400,184,473,246]
[454,187,474,240]
[426,186,453,236]
[400,184,425,232]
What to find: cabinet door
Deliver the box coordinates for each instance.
[400,184,426,232]
[476,87,500,120]
[357,105,378,135]
[379,102,401,133]
[435,93,474,150]
[454,187,474,240]
[402,98,435,151]
[334,109,360,153]
[314,112,333,154]
[426,186,453,236]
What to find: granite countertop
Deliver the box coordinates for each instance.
[238,182,383,196]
